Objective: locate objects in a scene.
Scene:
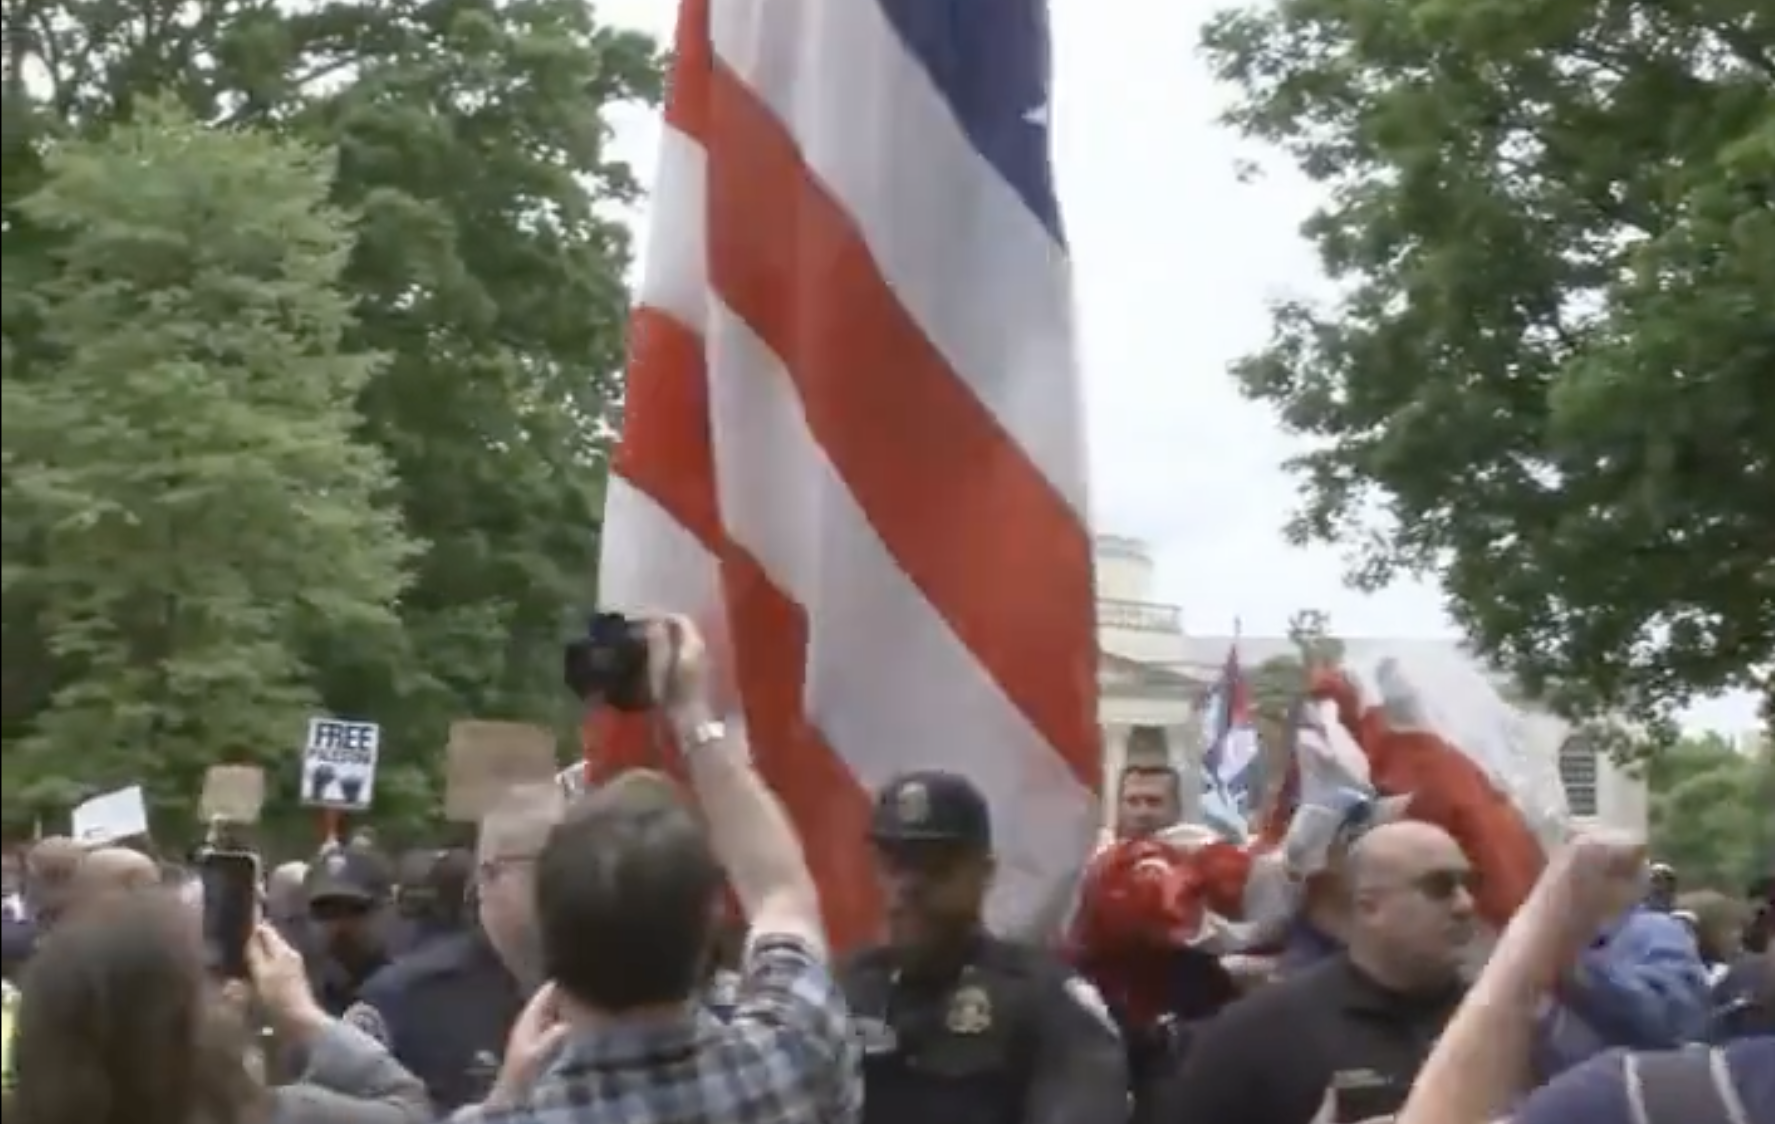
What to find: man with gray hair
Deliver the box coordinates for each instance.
[343,785,564,1113]
[457,615,860,1124]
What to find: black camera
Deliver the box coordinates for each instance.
[563,611,653,711]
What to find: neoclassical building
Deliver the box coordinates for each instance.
[1094,535,1208,826]
[1092,534,1648,834]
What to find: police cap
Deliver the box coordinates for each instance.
[305,845,391,911]
[869,771,991,849]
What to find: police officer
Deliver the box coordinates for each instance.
[841,770,1130,1124]
[343,785,561,1112]
[388,848,472,955]
[342,925,526,1111]
[1711,877,1774,1040]
[301,845,395,1015]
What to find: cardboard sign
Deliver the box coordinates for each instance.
[199,765,266,823]
[71,785,149,847]
[445,721,559,821]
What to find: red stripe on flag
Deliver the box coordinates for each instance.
[701,59,1099,794]
[1358,711,1545,929]
[592,305,883,948]
[718,546,885,951]
[664,0,711,136]
[613,310,720,536]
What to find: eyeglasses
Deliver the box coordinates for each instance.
[476,854,538,882]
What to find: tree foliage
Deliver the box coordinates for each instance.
[1,0,661,841]
[3,100,415,829]
[1249,609,1345,810]
[1645,731,1772,890]
[1201,0,1775,723]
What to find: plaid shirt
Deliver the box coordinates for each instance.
[462,934,860,1124]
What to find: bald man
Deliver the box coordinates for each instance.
[70,847,161,913]
[1160,820,1474,1124]
[1342,820,1480,991]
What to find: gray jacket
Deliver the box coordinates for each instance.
[268,1019,431,1124]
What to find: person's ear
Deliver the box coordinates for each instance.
[971,852,997,888]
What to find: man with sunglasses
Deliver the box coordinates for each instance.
[1158,819,1474,1124]
[839,770,1128,1124]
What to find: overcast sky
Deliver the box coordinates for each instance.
[592,0,1755,734]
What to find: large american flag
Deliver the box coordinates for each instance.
[585,0,1100,951]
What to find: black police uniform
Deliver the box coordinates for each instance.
[342,928,527,1112]
[840,771,1130,1124]
[1712,953,1774,1040]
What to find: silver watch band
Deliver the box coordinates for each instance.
[677,715,728,752]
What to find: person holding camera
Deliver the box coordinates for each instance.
[453,614,860,1124]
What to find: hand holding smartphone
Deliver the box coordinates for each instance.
[198,848,260,979]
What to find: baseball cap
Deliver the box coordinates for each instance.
[305,846,390,911]
[869,771,992,850]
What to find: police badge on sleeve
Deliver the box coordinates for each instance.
[342,1001,390,1044]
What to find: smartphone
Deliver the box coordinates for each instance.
[199,849,259,979]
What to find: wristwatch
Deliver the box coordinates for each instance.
[679,716,728,753]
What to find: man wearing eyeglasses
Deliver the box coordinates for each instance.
[1156,819,1474,1124]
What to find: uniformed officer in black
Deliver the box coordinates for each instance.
[1711,877,1773,1040]
[841,770,1130,1124]
[343,924,526,1111]
[302,845,395,1015]
[343,785,560,1112]
[388,847,473,956]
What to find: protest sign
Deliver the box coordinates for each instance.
[71,785,149,847]
[301,718,380,810]
[445,720,559,821]
[199,765,267,823]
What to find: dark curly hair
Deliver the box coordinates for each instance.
[10,889,267,1124]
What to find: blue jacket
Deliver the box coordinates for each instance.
[1275,919,1342,976]
[1542,907,1711,1072]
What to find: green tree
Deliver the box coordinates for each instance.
[1645,732,1767,890]
[1201,0,1775,724]
[1,100,416,826]
[3,0,661,836]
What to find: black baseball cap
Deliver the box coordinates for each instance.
[305,846,390,910]
[869,771,992,850]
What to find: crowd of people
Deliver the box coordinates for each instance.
[0,617,1770,1124]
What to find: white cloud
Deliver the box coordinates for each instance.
[591,0,1756,734]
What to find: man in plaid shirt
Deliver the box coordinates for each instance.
[455,616,861,1124]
